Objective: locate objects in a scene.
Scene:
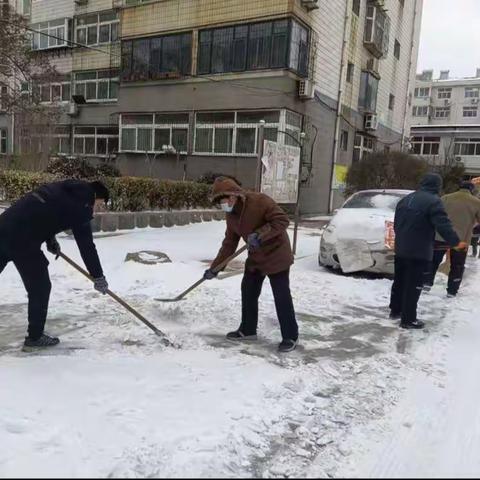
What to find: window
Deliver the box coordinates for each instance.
[414,87,430,98]
[0,84,7,111]
[74,70,119,102]
[74,126,118,157]
[340,130,349,151]
[411,136,440,155]
[32,18,70,50]
[36,75,71,103]
[454,138,480,156]
[353,133,375,163]
[0,129,6,154]
[437,87,452,99]
[76,11,119,46]
[23,0,31,16]
[389,94,395,111]
[434,107,450,118]
[463,107,478,117]
[346,62,354,83]
[120,113,189,153]
[352,0,361,16]
[358,71,379,112]
[194,109,301,156]
[465,87,480,98]
[122,32,192,81]
[364,2,390,58]
[197,19,309,77]
[394,39,400,60]
[412,106,429,117]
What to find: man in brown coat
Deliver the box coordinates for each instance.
[424,181,480,296]
[204,177,299,352]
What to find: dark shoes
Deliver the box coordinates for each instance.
[400,320,425,330]
[278,339,298,353]
[226,330,258,341]
[24,333,60,349]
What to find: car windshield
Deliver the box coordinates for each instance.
[343,192,404,210]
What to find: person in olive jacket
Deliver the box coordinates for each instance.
[424,181,480,295]
[204,177,298,352]
[0,180,109,348]
[390,173,467,329]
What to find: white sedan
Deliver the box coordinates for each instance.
[318,189,413,275]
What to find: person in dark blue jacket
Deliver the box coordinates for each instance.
[390,173,467,329]
[0,180,109,348]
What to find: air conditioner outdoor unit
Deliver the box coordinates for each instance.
[366,57,380,75]
[365,113,378,131]
[298,79,315,99]
[455,156,463,162]
[443,99,449,106]
[74,0,88,5]
[66,102,79,116]
[471,97,479,104]
[301,0,320,11]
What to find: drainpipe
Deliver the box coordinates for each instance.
[401,0,419,150]
[328,0,351,213]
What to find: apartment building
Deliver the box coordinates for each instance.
[6,0,422,213]
[411,69,480,177]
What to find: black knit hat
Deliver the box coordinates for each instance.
[90,181,110,204]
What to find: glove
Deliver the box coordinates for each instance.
[453,241,469,252]
[46,237,61,260]
[93,276,109,294]
[203,269,218,280]
[247,232,262,252]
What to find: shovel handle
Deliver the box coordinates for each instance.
[59,252,170,341]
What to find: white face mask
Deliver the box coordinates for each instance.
[220,202,233,213]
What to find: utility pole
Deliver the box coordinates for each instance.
[255,120,266,192]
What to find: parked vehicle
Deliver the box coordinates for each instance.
[318,189,413,275]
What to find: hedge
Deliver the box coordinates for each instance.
[0,170,212,212]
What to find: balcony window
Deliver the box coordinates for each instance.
[74,70,119,102]
[434,107,450,118]
[412,106,429,117]
[358,70,379,112]
[411,136,440,155]
[193,109,300,156]
[364,2,390,58]
[0,129,6,154]
[454,139,480,156]
[36,75,71,104]
[0,84,7,111]
[465,87,480,98]
[437,88,452,99]
[463,107,478,117]
[74,126,118,157]
[120,113,189,153]
[122,32,192,81]
[414,87,430,98]
[198,19,309,77]
[76,11,119,46]
[32,19,70,50]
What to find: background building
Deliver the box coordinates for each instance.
[2,0,423,213]
[411,68,480,178]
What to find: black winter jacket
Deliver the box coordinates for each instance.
[394,174,460,261]
[0,180,103,278]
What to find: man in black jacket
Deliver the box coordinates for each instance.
[0,180,109,348]
[390,173,467,329]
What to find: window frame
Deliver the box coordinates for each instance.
[0,129,7,154]
[412,106,429,117]
[31,18,70,51]
[119,113,189,154]
[75,11,119,47]
[414,87,430,98]
[410,136,440,156]
[437,87,452,99]
[73,126,119,157]
[74,70,119,102]
[434,107,450,118]
[465,87,480,98]
[463,106,478,117]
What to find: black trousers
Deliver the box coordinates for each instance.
[240,269,298,341]
[0,248,52,340]
[472,237,479,257]
[390,256,428,325]
[424,242,468,295]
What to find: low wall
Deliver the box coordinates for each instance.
[92,209,226,233]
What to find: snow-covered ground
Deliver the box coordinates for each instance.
[1,220,479,478]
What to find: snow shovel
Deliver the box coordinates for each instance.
[59,252,174,347]
[438,249,451,276]
[335,238,375,274]
[156,244,249,303]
